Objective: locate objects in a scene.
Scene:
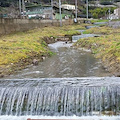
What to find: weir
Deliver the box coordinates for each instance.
[0,77,120,116]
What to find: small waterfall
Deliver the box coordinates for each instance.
[0,77,120,116]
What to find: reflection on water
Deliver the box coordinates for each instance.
[6,41,110,79]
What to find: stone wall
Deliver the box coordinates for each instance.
[0,19,73,36]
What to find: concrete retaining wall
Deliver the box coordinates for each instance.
[108,21,120,28]
[0,19,73,35]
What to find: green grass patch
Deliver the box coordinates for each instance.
[83,26,114,35]
[90,19,109,24]
[0,24,85,66]
[74,26,120,66]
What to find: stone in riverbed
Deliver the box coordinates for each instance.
[32,59,39,65]
[0,74,4,78]
[42,56,46,60]
[114,73,120,77]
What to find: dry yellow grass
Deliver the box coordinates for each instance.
[0,24,85,66]
[74,26,120,75]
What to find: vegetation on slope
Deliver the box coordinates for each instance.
[90,7,116,19]
[0,24,85,77]
[74,26,120,76]
[90,19,109,24]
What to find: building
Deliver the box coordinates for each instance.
[53,6,74,19]
[109,8,120,20]
[61,4,75,10]
[25,4,74,20]
[114,8,120,19]
[26,5,53,19]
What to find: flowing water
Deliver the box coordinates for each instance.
[0,77,120,120]
[5,41,110,79]
[1,33,120,119]
[0,78,120,117]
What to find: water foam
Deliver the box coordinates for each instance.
[0,115,120,120]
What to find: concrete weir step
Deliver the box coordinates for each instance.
[27,119,96,120]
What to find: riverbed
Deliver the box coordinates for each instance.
[0,28,119,120]
[4,41,110,79]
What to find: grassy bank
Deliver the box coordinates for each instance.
[74,26,120,76]
[90,19,109,24]
[0,24,86,77]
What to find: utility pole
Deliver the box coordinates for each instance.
[109,8,111,20]
[86,0,88,20]
[19,0,22,15]
[51,0,53,19]
[22,0,25,15]
[59,0,62,26]
[75,0,77,21]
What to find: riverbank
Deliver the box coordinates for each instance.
[74,26,120,76]
[0,24,86,77]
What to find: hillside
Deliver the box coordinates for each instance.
[0,0,119,7]
[0,0,118,18]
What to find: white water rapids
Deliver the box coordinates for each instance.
[0,78,120,118]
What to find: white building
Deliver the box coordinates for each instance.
[108,8,120,20]
[61,4,75,10]
[114,8,119,17]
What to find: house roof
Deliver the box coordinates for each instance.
[26,4,51,8]
[61,4,75,7]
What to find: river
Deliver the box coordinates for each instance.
[4,41,110,79]
[0,32,120,120]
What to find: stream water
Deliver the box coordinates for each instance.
[0,31,120,120]
[0,77,120,120]
[5,41,110,79]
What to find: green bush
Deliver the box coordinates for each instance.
[90,7,116,19]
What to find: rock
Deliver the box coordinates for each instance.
[114,73,120,77]
[32,59,39,65]
[55,38,57,41]
[0,74,4,78]
[117,75,120,77]
[42,56,46,60]
[35,71,40,74]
